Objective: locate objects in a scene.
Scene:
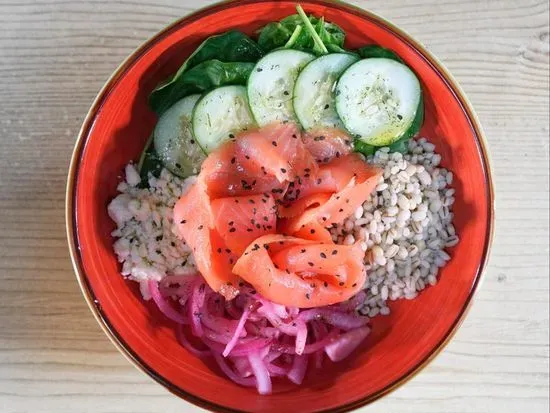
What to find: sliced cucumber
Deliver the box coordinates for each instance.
[247,49,315,126]
[153,94,205,177]
[192,85,256,153]
[335,58,422,146]
[293,53,359,130]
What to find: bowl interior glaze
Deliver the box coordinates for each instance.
[67,1,493,412]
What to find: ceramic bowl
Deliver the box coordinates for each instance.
[66,1,494,411]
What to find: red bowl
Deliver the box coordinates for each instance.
[66,1,494,411]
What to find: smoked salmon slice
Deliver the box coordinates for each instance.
[173,122,381,307]
[302,128,353,163]
[211,193,277,256]
[201,140,287,200]
[232,235,366,308]
[173,179,240,300]
[236,123,317,183]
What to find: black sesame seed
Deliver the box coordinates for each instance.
[283,90,289,95]
[198,225,204,230]
[231,157,236,164]
[280,168,287,173]
[175,163,182,169]
[217,248,222,253]
[339,208,344,212]
[228,221,234,226]
[324,104,330,109]
[324,281,329,287]
[308,262,314,267]
[180,219,186,224]
[310,229,316,234]
[352,283,357,287]
[332,249,338,255]
[305,293,311,299]
[301,249,306,253]
[339,282,345,286]
[229,228,236,233]
[320,252,327,259]
[272,141,277,147]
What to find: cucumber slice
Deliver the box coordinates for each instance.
[192,85,256,153]
[293,53,359,130]
[247,49,315,126]
[153,94,204,177]
[335,58,422,146]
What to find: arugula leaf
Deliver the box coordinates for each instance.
[149,31,263,114]
[357,45,403,62]
[149,60,256,114]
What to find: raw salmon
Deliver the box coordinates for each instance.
[173,122,381,307]
[211,193,277,256]
[173,180,240,299]
[236,123,317,183]
[302,128,353,163]
[233,235,366,308]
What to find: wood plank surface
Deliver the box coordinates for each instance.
[0,0,548,412]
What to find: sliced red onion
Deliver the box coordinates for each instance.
[324,326,371,362]
[159,274,197,300]
[287,355,308,385]
[223,305,251,357]
[148,280,188,325]
[213,353,256,387]
[247,350,272,395]
[266,362,289,376]
[339,291,367,312]
[298,308,368,330]
[189,279,206,337]
[232,357,253,378]
[175,325,210,357]
[295,321,308,355]
[202,312,244,337]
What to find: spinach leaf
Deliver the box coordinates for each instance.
[150,30,263,114]
[149,60,255,114]
[353,140,376,157]
[258,22,293,51]
[257,8,346,55]
[357,45,403,62]
[138,143,163,187]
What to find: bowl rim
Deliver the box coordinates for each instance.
[65,0,495,411]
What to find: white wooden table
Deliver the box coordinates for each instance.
[0,0,548,412]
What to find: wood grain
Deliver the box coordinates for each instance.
[0,0,548,412]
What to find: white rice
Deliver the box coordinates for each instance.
[107,164,197,299]
[329,138,458,316]
[108,137,458,313]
